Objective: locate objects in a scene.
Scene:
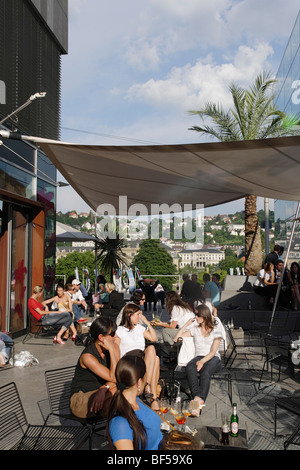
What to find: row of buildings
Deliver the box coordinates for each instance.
[57,239,226,271]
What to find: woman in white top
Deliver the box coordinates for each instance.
[174,304,225,413]
[152,291,195,345]
[115,303,161,412]
[254,262,278,303]
[116,291,146,327]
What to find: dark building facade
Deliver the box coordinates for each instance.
[0,0,68,336]
[0,0,67,139]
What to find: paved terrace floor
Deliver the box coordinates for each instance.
[1,306,300,452]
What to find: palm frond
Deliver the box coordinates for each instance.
[189,71,299,142]
[189,102,241,141]
[95,232,127,281]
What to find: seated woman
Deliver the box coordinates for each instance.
[152,291,195,346]
[116,290,146,326]
[94,282,126,319]
[42,285,77,342]
[43,284,73,314]
[114,303,160,412]
[287,262,300,310]
[108,355,163,450]
[70,316,119,419]
[253,262,278,304]
[28,285,77,345]
[174,304,225,414]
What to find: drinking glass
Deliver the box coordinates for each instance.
[170,400,179,426]
[159,398,169,415]
[182,400,192,429]
[174,402,186,431]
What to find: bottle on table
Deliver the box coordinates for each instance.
[221,415,230,445]
[230,403,239,437]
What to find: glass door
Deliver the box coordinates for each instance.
[9,208,28,333]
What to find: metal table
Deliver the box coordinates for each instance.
[196,426,248,450]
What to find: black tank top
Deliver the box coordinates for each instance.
[71,341,110,394]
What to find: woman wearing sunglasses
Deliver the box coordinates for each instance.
[174,304,225,415]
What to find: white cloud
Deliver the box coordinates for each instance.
[125,39,161,71]
[125,42,274,112]
[59,0,300,215]
[111,0,299,71]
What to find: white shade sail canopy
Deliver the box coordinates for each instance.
[56,221,95,242]
[37,135,300,213]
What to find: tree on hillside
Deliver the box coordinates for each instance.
[189,72,300,275]
[133,239,176,291]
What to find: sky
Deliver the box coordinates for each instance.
[57,0,300,217]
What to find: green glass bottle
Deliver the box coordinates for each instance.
[230,403,239,437]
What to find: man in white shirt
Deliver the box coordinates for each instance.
[71,279,88,321]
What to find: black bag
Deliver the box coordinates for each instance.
[74,333,90,346]
[159,429,204,450]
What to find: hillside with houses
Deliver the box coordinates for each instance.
[56,209,275,273]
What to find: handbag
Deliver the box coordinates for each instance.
[177,337,195,366]
[74,333,90,346]
[144,401,205,450]
[159,429,204,450]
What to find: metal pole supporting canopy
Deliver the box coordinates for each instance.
[268,201,300,332]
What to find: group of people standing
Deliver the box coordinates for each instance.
[254,244,300,310]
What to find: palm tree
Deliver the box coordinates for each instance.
[95,230,128,282]
[189,72,300,275]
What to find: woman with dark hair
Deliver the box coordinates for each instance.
[152,291,195,345]
[174,304,225,415]
[108,356,162,450]
[115,290,146,326]
[287,262,300,310]
[115,303,160,412]
[70,316,119,419]
[253,262,278,304]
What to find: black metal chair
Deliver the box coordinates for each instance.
[22,311,63,345]
[275,396,300,449]
[251,311,298,343]
[225,326,264,369]
[173,362,232,405]
[258,337,290,390]
[0,382,89,450]
[44,365,107,450]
